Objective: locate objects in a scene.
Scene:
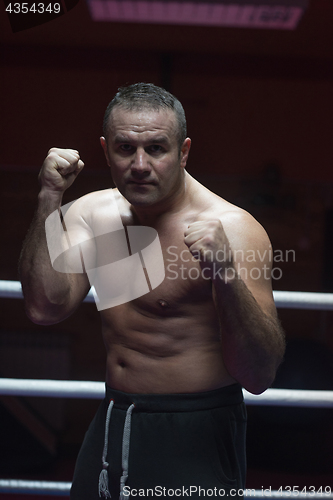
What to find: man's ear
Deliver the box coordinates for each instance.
[180,137,191,168]
[100,137,110,167]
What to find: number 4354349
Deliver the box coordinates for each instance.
[5,3,61,14]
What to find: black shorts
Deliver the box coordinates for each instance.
[70,384,247,499]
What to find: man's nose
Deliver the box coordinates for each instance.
[131,148,151,174]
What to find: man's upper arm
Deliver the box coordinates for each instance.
[46,197,96,309]
[52,189,124,311]
[222,211,277,318]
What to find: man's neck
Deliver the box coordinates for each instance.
[130,171,194,226]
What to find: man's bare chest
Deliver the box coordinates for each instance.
[137,219,213,309]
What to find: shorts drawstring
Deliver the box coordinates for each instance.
[98,399,114,498]
[98,400,135,499]
[120,404,135,500]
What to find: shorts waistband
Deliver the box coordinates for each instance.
[105,383,243,412]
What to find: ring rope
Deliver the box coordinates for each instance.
[0,479,71,496]
[0,378,333,407]
[272,290,333,310]
[1,280,333,310]
[0,378,105,400]
[0,480,332,498]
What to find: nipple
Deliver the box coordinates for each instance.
[158,299,169,308]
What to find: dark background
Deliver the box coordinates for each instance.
[0,0,333,493]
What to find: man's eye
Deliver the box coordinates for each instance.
[120,144,133,152]
[148,145,163,153]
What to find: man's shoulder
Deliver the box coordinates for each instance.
[70,188,116,207]
[65,188,119,216]
[198,187,256,227]
[219,205,271,251]
[192,176,257,224]
[63,188,125,230]
[199,189,270,248]
[219,204,259,228]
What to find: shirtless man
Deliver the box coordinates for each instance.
[19,83,285,499]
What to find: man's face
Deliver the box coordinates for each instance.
[100,106,190,208]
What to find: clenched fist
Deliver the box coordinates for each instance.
[184,220,234,279]
[39,148,84,194]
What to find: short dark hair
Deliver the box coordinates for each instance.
[103,83,187,150]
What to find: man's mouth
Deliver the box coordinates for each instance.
[127,180,155,185]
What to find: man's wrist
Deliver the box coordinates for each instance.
[210,262,238,285]
[38,188,63,211]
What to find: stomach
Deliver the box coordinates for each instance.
[100,300,236,394]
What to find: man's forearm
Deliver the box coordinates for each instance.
[19,190,72,324]
[184,218,285,394]
[212,273,285,395]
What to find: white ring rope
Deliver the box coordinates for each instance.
[1,280,333,310]
[243,388,333,408]
[0,378,105,399]
[0,480,331,498]
[272,290,333,310]
[0,378,333,407]
[0,479,71,496]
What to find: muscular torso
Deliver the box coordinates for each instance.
[101,213,235,393]
[77,180,238,394]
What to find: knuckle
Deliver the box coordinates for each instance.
[46,151,58,161]
[48,147,58,154]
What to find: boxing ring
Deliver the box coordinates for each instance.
[1,280,333,498]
